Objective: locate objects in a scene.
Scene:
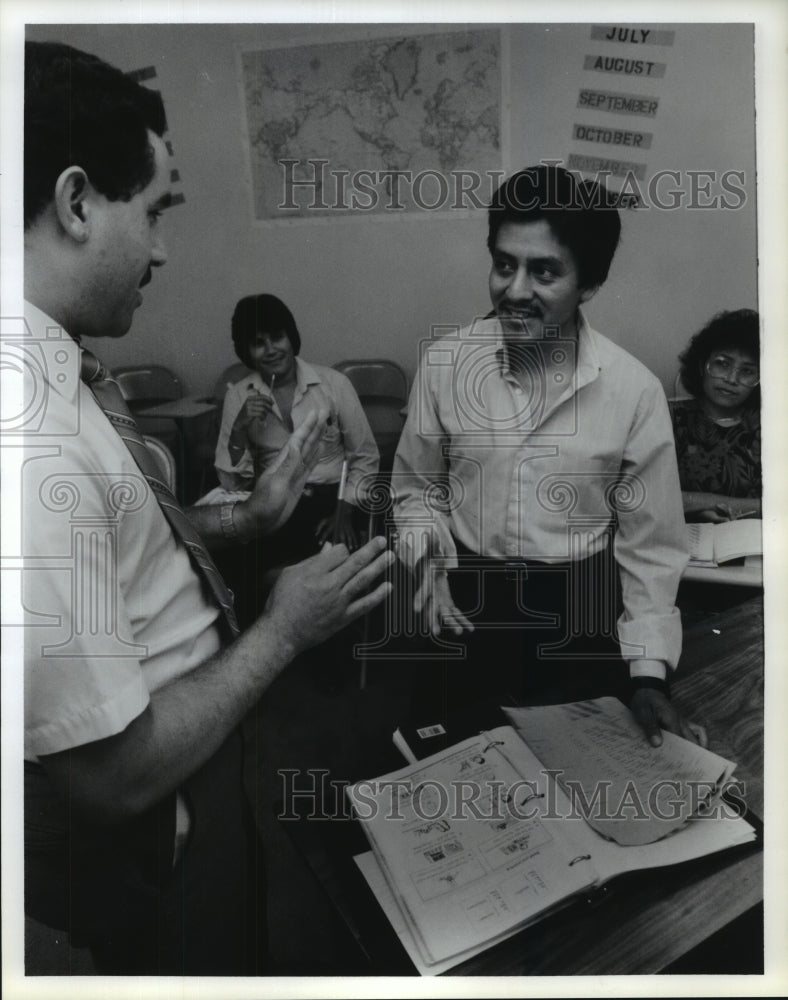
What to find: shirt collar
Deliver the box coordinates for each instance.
[23,299,83,404]
[574,310,603,390]
[293,357,322,397]
[493,308,602,394]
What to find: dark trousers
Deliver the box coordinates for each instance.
[415,542,630,730]
[216,486,341,630]
[216,485,371,631]
[25,730,267,975]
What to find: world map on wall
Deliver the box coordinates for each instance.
[241,30,501,219]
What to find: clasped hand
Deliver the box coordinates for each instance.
[241,388,273,424]
[242,391,275,449]
[235,409,326,537]
[699,503,739,523]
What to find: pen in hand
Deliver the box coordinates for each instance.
[715,502,758,521]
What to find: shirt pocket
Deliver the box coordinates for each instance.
[320,413,343,454]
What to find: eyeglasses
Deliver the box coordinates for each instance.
[705,355,759,387]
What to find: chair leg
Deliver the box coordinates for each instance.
[358,506,380,690]
[358,612,370,690]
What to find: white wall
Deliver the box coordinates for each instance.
[508,23,757,389]
[25,21,757,398]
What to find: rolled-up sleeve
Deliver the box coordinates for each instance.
[614,383,689,671]
[330,371,380,506]
[392,360,458,571]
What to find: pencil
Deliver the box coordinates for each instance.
[332,459,348,543]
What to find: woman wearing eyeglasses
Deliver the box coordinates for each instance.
[672,309,760,523]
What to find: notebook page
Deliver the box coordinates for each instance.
[504,698,737,846]
[347,727,596,966]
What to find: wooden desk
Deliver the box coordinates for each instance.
[279,596,764,975]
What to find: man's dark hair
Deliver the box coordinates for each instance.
[231,294,302,366]
[24,41,167,229]
[487,164,621,289]
[678,308,760,407]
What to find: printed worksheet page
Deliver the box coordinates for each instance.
[348,728,596,966]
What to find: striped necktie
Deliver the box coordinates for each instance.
[80,349,240,640]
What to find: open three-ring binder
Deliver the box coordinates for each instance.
[346,697,757,974]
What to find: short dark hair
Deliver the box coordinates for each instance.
[678,309,760,406]
[24,41,167,229]
[487,164,621,289]
[231,294,302,366]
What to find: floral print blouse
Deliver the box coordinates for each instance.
[670,398,761,498]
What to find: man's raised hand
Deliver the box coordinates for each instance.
[261,537,394,654]
[234,409,326,537]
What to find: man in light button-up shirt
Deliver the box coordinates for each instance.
[393,164,704,747]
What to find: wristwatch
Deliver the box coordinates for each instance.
[220,502,240,543]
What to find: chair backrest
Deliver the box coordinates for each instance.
[143,435,178,493]
[671,369,693,402]
[212,363,253,404]
[114,365,183,408]
[333,359,409,472]
[332,359,409,405]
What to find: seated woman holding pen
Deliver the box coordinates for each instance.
[214,294,379,627]
[671,309,761,523]
[215,294,380,558]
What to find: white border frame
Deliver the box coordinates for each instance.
[2,3,786,999]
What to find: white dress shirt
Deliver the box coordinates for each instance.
[22,302,222,760]
[214,359,379,505]
[392,312,688,672]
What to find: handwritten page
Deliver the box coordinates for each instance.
[351,711,756,968]
[504,698,737,846]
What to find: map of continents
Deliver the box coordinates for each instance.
[241,30,500,219]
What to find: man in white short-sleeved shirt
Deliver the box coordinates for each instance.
[21,40,392,975]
